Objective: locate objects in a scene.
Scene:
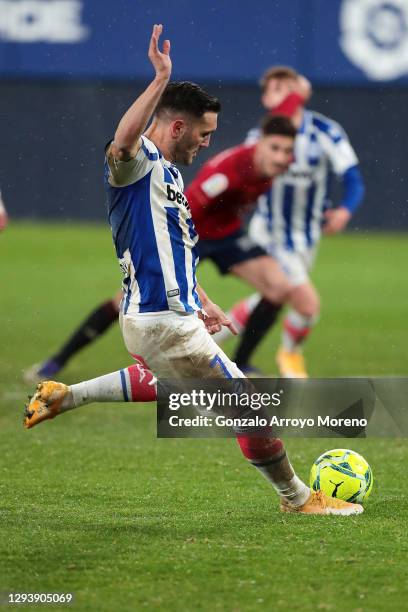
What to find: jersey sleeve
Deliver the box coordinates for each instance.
[316,117,359,176]
[106,136,159,187]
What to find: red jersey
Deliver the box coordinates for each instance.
[185,143,272,240]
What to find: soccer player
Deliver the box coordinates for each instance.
[219,66,365,376]
[0,190,8,231]
[24,25,362,516]
[186,115,298,329]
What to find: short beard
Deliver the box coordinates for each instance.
[173,149,192,165]
[171,135,195,166]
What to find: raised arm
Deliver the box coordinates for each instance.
[110,24,172,161]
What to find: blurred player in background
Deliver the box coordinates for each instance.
[0,190,8,231]
[185,115,300,347]
[24,25,362,516]
[219,66,365,377]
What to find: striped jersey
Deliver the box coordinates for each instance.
[104,135,201,315]
[247,110,359,251]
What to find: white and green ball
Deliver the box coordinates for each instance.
[310,448,373,503]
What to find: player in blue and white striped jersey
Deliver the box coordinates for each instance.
[105,133,201,316]
[229,66,365,377]
[24,29,365,516]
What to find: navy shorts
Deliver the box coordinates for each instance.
[197,229,267,275]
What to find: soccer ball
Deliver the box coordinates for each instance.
[310,448,373,503]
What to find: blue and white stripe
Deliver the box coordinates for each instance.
[105,135,201,315]
[249,110,359,251]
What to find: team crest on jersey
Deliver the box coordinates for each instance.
[201,173,229,198]
[340,0,408,80]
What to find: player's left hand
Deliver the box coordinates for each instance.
[199,302,238,336]
[323,206,351,235]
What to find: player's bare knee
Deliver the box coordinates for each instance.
[289,284,320,318]
[297,298,320,319]
[262,281,291,304]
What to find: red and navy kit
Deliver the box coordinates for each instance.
[185,143,271,274]
[186,144,272,240]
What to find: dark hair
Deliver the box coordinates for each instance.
[260,115,297,139]
[156,81,221,119]
[259,65,298,93]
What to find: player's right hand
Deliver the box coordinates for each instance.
[323,206,351,234]
[199,302,238,336]
[296,75,312,102]
[148,24,171,81]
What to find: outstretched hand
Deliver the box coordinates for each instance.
[148,24,171,80]
[199,301,238,336]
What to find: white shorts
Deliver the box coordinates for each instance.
[120,311,244,379]
[267,244,317,287]
[248,215,317,287]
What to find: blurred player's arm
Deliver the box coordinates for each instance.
[110,24,171,162]
[324,166,365,234]
[247,72,311,143]
[296,75,312,103]
[268,73,312,116]
[196,285,238,336]
[321,124,365,235]
[0,190,8,231]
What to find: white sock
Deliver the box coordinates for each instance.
[255,466,310,506]
[70,371,126,407]
[273,475,311,506]
[59,372,126,413]
[60,365,156,412]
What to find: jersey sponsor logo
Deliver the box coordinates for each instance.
[166,184,190,210]
[340,0,408,80]
[287,168,315,180]
[0,0,89,43]
[167,288,180,298]
[200,173,229,198]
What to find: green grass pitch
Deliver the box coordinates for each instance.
[1,223,407,611]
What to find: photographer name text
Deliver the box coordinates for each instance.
[167,415,368,429]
